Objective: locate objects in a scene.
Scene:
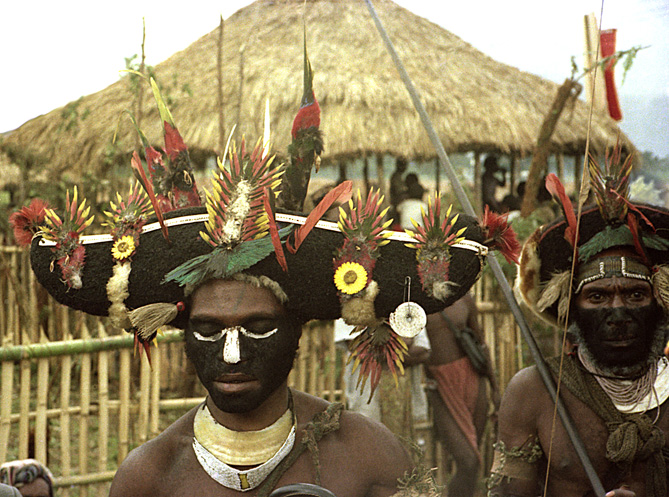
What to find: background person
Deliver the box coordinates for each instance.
[481,155,506,213]
[424,294,499,497]
[490,167,669,497]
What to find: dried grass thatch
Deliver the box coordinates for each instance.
[3,0,633,180]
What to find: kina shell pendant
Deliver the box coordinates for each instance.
[389,302,426,338]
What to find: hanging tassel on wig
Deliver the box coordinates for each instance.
[129,301,185,340]
[537,270,572,324]
[652,265,669,310]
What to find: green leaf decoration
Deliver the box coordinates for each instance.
[643,233,669,251]
[578,225,633,262]
[163,226,292,288]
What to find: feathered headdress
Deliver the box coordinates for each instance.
[518,141,669,325]
[16,36,513,395]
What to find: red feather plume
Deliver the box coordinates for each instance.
[545,173,578,248]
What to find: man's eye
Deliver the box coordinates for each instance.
[628,290,648,301]
[190,323,224,341]
[587,292,605,302]
[243,321,279,338]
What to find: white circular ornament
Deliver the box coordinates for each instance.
[389,302,427,338]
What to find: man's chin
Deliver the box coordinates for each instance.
[209,393,264,414]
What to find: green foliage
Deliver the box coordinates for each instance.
[570,45,647,86]
[123,54,158,97]
[123,55,193,108]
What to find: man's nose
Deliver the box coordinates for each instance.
[606,307,632,327]
[222,328,241,364]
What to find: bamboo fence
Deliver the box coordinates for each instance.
[0,246,534,495]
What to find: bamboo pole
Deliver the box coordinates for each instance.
[35,349,49,464]
[311,331,320,397]
[138,354,150,444]
[5,393,205,422]
[0,360,13,463]
[118,348,130,464]
[8,252,17,345]
[150,344,161,438]
[79,319,91,495]
[28,256,38,344]
[304,328,318,394]
[59,323,72,497]
[0,253,6,342]
[53,470,117,487]
[18,358,30,458]
[325,323,336,402]
[294,331,309,392]
[0,328,184,361]
[97,323,109,496]
[160,341,169,390]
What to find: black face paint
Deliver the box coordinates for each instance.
[571,302,663,373]
[185,318,301,413]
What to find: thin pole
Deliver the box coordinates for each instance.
[362,1,605,495]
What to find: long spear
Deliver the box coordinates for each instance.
[362,1,606,495]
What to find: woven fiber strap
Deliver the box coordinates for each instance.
[548,355,667,497]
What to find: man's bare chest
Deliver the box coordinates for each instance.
[537,395,669,491]
[149,439,370,497]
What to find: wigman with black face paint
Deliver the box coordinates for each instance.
[15,52,520,496]
[488,151,669,497]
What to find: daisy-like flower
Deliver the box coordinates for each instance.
[112,235,136,261]
[334,262,368,295]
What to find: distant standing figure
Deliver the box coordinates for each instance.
[396,173,427,231]
[481,155,506,213]
[389,157,409,217]
[424,294,499,497]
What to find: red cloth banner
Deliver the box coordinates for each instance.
[600,29,622,121]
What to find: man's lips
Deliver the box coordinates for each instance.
[603,338,636,347]
[213,373,259,394]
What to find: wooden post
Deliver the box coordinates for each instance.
[521,79,582,217]
[35,348,49,465]
[138,354,151,444]
[18,359,30,458]
[376,155,386,201]
[473,153,482,214]
[325,323,336,402]
[150,345,161,438]
[509,154,518,194]
[363,153,370,193]
[0,360,12,464]
[79,318,91,495]
[59,321,72,497]
[118,348,131,463]
[97,324,109,497]
[574,153,582,194]
[557,153,565,183]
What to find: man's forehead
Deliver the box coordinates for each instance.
[574,253,652,294]
[189,279,285,319]
[580,275,652,292]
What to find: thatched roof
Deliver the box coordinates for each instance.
[3,0,633,180]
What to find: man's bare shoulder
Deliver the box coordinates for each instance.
[292,390,412,496]
[109,405,200,497]
[497,366,549,437]
[293,389,407,454]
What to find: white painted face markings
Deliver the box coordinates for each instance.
[192,326,278,364]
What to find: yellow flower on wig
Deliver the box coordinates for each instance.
[111,235,136,261]
[334,262,368,295]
